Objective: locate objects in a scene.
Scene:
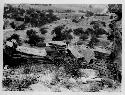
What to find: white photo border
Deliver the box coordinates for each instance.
[0,0,124,95]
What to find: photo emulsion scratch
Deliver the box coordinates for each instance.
[2,4,122,92]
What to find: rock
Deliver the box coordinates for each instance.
[16,46,47,56]
[80,77,88,83]
[6,41,13,47]
[79,47,96,63]
[79,69,99,79]
[68,77,76,84]
[79,82,101,92]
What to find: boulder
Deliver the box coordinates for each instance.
[79,69,99,79]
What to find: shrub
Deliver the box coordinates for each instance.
[62,29,73,41]
[4,4,59,27]
[10,22,16,29]
[7,34,22,46]
[26,29,45,46]
[9,34,20,41]
[15,24,26,30]
[72,19,79,23]
[87,35,99,48]
[10,21,26,30]
[101,22,106,27]
[95,28,107,36]
[108,4,122,21]
[40,28,47,34]
[63,29,72,34]
[85,11,94,17]
[2,77,37,91]
[52,25,65,41]
[73,28,84,36]
[26,29,36,38]
[62,33,73,42]
[79,34,88,41]
[52,27,73,41]
[37,42,46,47]
[90,21,106,28]
[28,35,45,46]
[52,25,65,35]
[85,28,94,35]
[93,24,100,30]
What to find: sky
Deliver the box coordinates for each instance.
[52,4,108,13]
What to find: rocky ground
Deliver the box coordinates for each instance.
[2,63,121,92]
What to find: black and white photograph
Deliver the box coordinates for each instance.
[2,4,122,92]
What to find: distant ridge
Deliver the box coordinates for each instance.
[7,4,108,14]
